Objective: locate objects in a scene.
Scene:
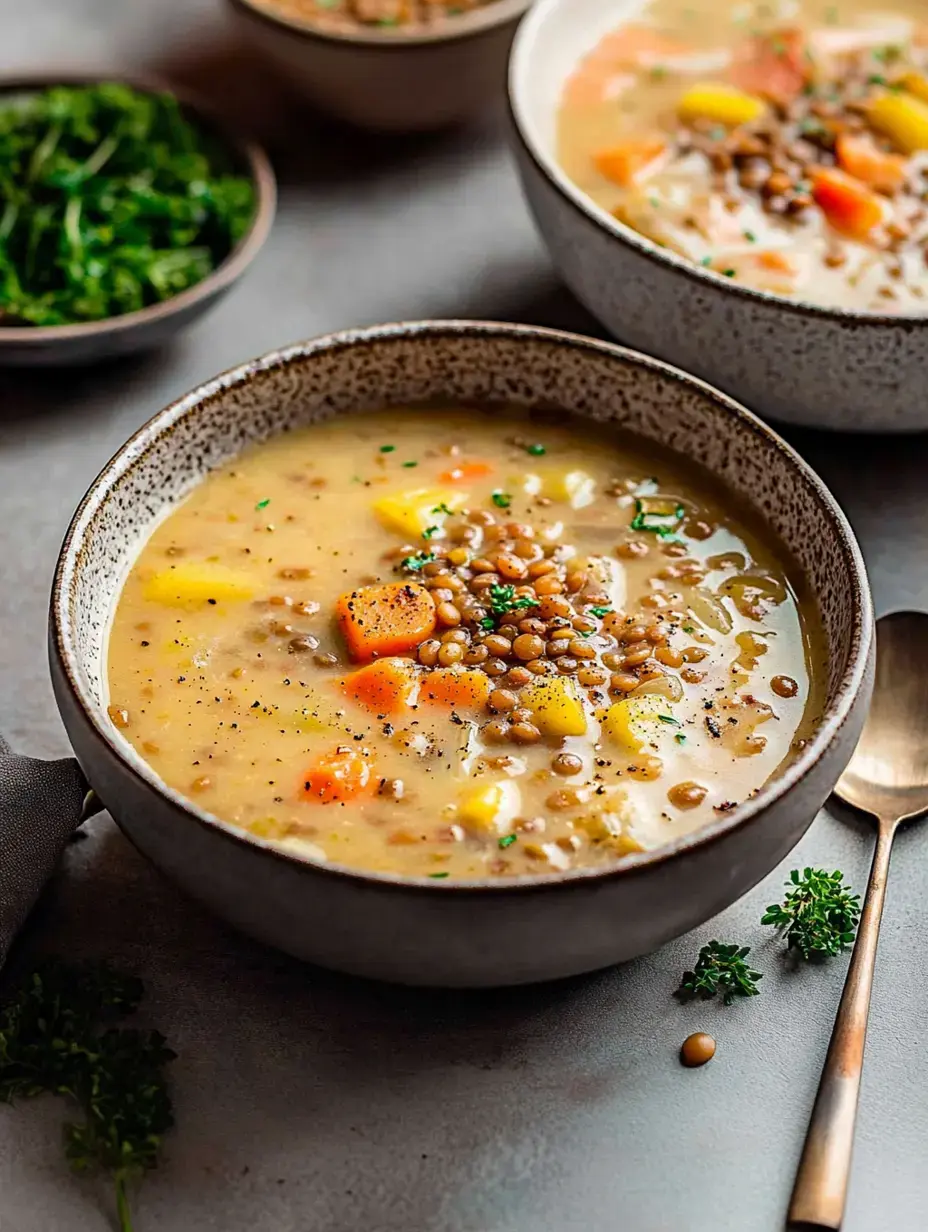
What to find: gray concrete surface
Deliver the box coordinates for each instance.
[1,3,926,1229]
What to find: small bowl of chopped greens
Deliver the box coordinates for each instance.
[0,75,276,366]
[225,0,532,132]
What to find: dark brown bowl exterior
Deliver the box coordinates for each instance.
[0,72,276,367]
[226,0,531,132]
[50,322,874,986]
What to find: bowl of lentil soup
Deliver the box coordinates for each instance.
[509,0,928,429]
[51,321,872,986]
[225,0,531,131]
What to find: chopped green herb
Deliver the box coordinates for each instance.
[589,605,613,618]
[478,617,496,630]
[486,583,539,620]
[491,491,512,509]
[761,868,861,960]
[682,624,695,633]
[743,229,756,243]
[630,498,684,538]
[525,443,546,456]
[677,941,763,1005]
[0,960,175,1232]
[422,526,439,540]
[658,714,682,727]
[867,73,887,86]
[674,732,687,745]
[431,502,454,516]
[0,84,256,327]
[648,195,661,208]
[402,460,418,468]
[428,872,450,879]
[379,444,395,453]
[401,551,436,572]
[723,268,736,278]
[498,834,517,849]
[700,255,713,267]
[255,498,270,510]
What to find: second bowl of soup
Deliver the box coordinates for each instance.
[51,321,872,985]
[509,0,928,430]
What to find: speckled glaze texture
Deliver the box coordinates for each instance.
[226,0,531,132]
[50,322,874,985]
[509,0,928,433]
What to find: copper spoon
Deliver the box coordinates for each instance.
[788,610,928,1229]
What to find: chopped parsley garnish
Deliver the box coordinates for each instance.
[492,491,512,509]
[431,502,454,516]
[589,605,613,618]
[658,714,682,727]
[379,444,395,453]
[525,443,546,456]
[722,268,736,278]
[402,460,418,468]
[700,255,713,267]
[743,230,756,243]
[255,498,270,510]
[682,624,695,633]
[498,834,517,849]
[401,551,436,572]
[674,732,687,745]
[478,617,496,630]
[630,498,684,538]
[428,872,449,879]
[486,584,539,619]
[422,526,439,540]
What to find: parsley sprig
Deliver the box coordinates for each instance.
[677,941,763,1005]
[479,583,539,628]
[0,960,175,1232]
[761,868,861,960]
[400,551,436,572]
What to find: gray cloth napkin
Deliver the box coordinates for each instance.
[0,733,93,968]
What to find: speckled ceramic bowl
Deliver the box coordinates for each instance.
[0,72,276,368]
[50,321,873,986]
[226,0,531,132]
[509,0,928,432]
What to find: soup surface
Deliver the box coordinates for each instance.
[249,0,496,31]
[108,409,825,879]
[558,1,928,311]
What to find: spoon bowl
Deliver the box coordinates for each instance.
[835,611,928,822]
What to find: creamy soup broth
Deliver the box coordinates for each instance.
[107,409,825,879]
[559,1,928,310]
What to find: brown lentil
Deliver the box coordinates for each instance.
[511,722,542,744]
[552,753,583,776]
[488,689,518,714]
[668,781,708,810]
[680,1032,716,1068]
[437,642,464,667]
[513,633,546,661]
[771,674,799,699]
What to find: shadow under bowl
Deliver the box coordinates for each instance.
[50,321,873,986]
[0,71,277,368]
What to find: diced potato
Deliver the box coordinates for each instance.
[868,90,928,153]
[143,563,255,609]
[522,677,588,737]
[515,468,596,509]
[372,488,466,537]
[901,72,928,104]
[603,695,677,753]
[677,82,767,127]
[577,793,644,856]
[457,779,521,836]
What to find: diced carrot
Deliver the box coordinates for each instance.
[836,133,908,193]
[594,139,667,186]
[419,667,492,710]
[564,26,691,107]
[756,250,797,273]
[300,745,375,804]
[730,28,808,105]
[811,167,887,239]
[341,657,419,714]
[438,462,493,484]
[336,582,437,664]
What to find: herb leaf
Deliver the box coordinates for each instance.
[491,491,512,509]
[400,551,436,572]
[677,941,763,1005]
[761,868,861,960]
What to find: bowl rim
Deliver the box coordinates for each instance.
[51,319,873,896]
[0,70,277,349]
[509,0,928,328]
[228,0,533,49]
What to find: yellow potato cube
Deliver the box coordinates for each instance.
[516,469,596,509]
[869,90,928,153]
[603,695,678,753]
[457,780,520,835]
[677,82,766,127]
[522,677,588,737]
[372,488,466,538]
[901,72,928,104]
[143,563,254,609]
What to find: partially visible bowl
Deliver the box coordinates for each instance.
[226,0,531,132]
[50,321,873,986]
[509,0,928,432]
[0,72,276,368]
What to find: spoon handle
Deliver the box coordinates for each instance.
[787,820,896,1229]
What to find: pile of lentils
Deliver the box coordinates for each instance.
[387,504,711,753]
[674,46,928,267]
